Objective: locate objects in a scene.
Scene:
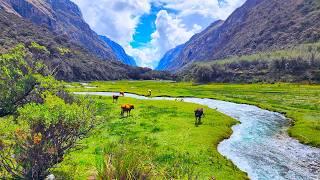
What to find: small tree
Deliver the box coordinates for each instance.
[0,44,47,116]
[0,93,97,179]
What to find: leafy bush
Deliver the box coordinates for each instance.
[0,44,46,116]
[57,47,71,56]
[29,42,50,55]
[0,45,99,179]
[0,94,97,179]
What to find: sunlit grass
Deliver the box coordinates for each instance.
[67,81,320,147]
[53,96,247,179]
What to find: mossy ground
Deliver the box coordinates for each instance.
[52,96,247,179]
[67,81,320,147]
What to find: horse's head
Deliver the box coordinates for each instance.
[130,105,135,109]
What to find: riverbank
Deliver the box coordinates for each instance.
[53,95,247,179]
[67,81,320,147]
[73,92,320,179]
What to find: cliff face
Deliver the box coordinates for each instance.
[100,36,137,66]
[0,0,118,61]
[160,0,320,71]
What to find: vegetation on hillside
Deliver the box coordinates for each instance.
[164,0,320,71]
[68,81,320,147]
[0,45,98,179]
[0,11,174,82]
[179,42,320,83]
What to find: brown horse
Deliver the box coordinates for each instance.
[194,108,205,126]
[121,104,134,117]
[113,95,120,103]
[120,91,125,96]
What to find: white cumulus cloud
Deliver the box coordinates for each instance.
[71,0,246,68]
[127,9,202,67]
[72,0,150,45]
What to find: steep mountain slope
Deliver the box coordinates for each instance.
[162,0,320,71]
[100,36,136,66]
[0,10,128,81]
[0,0,118,61]
[156,44,185,70]
[0,10,173,81]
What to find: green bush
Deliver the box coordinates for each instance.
[57,47,71,56]
[0,45,99,179]
[29,42,50,54]
[0,93,98,179]
[0,44,36,116]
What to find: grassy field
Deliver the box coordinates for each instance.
[52,96,247,179]
[67,81,320,147]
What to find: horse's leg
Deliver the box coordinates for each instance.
[199,117,202,125]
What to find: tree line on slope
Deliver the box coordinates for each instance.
[178,43,320,83]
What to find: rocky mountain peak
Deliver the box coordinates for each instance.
[0,0,118,61]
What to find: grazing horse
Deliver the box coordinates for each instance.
[121,104,134,117]
[146,89,152,97]
[112,95,120,103]
[194,108,204,126]
[120,91,125,96]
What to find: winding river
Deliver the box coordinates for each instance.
[75,92,320,180]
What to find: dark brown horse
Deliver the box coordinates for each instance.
[121,104,134,117]
[113,95,120,103]
[120,91,125,96]
[194,108,205,126]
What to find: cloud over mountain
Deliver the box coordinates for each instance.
[72,0,246,68]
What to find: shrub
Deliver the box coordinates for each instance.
[0,44,38,116]
[29,42,50,55]
[0,94,97,179]
[57,47,71,56]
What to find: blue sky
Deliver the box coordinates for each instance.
[72,0,246,68]
[130,4,177,48]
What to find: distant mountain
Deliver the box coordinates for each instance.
[156,44,185,70]
[159,0,320,71]
[0,1,172,81]
[0,0,118,61]
[161,20,224,71]
[0,10,129,81]
[100,36,136,66]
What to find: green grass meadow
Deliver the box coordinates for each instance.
[67,81,320,147]
[52,96,247,179]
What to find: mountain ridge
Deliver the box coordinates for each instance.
[158,0,320,71]
[0,1,172,81]
[156,44,185,70]
[0,0,118,61]
[99,35,136,66]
